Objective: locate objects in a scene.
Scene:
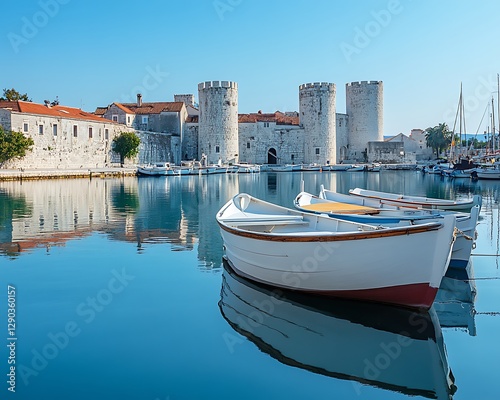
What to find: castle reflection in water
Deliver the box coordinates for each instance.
[1,170,499,269]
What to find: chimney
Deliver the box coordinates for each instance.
[137,93,143,107]
[44,100,51,108]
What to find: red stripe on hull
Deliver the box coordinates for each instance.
[302,284,438,310]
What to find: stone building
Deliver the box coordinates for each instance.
[95,79,430,166]
[0,100,132,169]
[96,95,188,165]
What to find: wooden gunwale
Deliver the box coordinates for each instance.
[217,221,443,242]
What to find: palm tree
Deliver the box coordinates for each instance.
[425,123,452,158]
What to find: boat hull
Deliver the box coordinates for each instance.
[219,224,454,310]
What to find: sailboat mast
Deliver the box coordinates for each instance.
[493,96,497,153]
[497,73,499,153]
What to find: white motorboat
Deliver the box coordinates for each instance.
[137,163,174,176]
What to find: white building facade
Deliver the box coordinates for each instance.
[0,100,132,169]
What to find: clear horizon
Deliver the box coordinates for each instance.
[2,0,500,137]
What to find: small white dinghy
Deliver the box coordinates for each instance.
[349,187,481,212]
[299,189,479,269]
[216,193,456,309]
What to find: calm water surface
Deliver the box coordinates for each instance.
[1,171,499,400]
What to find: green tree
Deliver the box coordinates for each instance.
[0,126,34,166]
[0,88,31,102]
[112,131,140,164]
[425,123,452,158]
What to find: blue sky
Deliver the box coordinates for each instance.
[2,0,500,137]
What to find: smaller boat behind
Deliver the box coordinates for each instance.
[297,190,479,269]
[349,187,481,212]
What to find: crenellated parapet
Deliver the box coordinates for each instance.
[198,81,238,91]
[299,82,336,92]
[346,80,382,87]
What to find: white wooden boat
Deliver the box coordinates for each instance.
[137,163,174,176]
[216,193,456,309]
[448,169,473,178]
[349,187,481,212]
[366,163,381,172]
[472,166,500,180]
[330,164,352,171]
[219,262,456,399]
[301,164,322,171]
[268,165,294,172]
[298,190,479,269]
[346,164,366,172]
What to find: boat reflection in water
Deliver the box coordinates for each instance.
[435,260,477,336]
[219,259,457,399]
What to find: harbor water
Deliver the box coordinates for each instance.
[1,170,499,400]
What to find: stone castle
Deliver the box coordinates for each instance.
[183,80,385,165]
[1,79,429,169]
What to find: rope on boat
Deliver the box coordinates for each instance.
[454,227,474,241]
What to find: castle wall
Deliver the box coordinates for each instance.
[346,81,383,161]
[198,81,239,165]
[368,141,408,163]
[182,123,199,161]
[336,113,349,162]
[137,132,175,164]
[239,123,304,164]
[174,94,195,107]
[299,82,336,165]
[2,111,133,169]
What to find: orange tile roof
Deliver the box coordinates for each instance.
[119,101,184,114]
[113,103,134,114]
[238,111,299,125]
[0,100,119,124]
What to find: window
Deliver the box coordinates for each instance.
[127,116,130,124]
[246,142,250,149]
[263,122,270,128]
[73,125,78,137]
[339,119,342,127]
[112,115,118,122]
[291,154,295,161]
[104,129,109,140]
[215,145,220,153]
[23,122,28,132]
[142,116,148,124]
[89,127,93,139]
[53,124,58,136]
[315,148,320,155]
[38,124,44,135]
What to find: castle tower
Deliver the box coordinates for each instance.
[198,81,239,165]
[346,81,383,161]
[299,82,336,165]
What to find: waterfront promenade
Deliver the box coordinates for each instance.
[0,167,138,181]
